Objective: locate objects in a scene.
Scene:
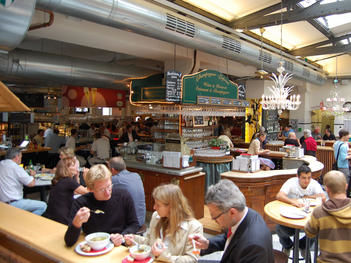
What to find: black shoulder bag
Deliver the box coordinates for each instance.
[332,143,343,170]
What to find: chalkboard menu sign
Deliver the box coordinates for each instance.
[238,84,246,100]
[166,70,182,102]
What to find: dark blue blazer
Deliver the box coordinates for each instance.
[202,208,274,263]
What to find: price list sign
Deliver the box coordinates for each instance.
[166,70,182,103]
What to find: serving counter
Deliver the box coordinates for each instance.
[221,155,323,229]
[125,157,205,219]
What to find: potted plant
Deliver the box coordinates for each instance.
[208,138,225,150]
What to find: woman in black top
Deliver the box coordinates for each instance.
[44,157,88,225]
[323,128,336,140]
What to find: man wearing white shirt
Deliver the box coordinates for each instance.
[88,132,110,166]
[191,179,273,263]
[0,148,47,215]
[276,164,325,257]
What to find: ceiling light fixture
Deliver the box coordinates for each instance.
[323,56,348,115]
[260,2,301,114]
[256,27,269,79]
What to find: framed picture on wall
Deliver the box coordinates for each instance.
[193,116,205,127]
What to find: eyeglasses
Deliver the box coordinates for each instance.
[212,209,228,221]
[96,183,113,194]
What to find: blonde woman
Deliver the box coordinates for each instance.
[125,184,203,262]
[44,157,88,225]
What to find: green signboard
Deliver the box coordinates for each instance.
[130,74,165,102]
[182,70,238,104]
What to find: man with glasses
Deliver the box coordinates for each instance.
[64,164,139,247]
[191,179,273,263]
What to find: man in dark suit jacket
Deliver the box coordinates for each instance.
[191,179,274,263]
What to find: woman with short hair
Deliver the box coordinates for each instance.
[125,184,203,262]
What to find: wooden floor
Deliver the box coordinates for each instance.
[199,206,222,235]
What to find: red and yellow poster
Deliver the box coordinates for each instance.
[62,86,126,108]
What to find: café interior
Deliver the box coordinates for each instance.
[1,0,351,262]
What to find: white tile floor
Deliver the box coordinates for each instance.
[272,233,316,263]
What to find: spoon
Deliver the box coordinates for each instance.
[131,238,140,251]
[90,209,105,214]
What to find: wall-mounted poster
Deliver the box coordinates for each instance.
[62,86,126,108]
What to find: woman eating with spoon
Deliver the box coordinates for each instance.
[125,184,203,262]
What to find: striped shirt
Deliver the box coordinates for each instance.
[305,198,351,263]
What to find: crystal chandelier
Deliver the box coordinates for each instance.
[323,57,347,115]
[260,3,301,115]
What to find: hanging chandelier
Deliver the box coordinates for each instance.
[322,56,348,115]
[260,2,301,115]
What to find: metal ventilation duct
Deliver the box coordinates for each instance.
[37,0,326,85]
[0,49,156,88]
[0,0,36,51]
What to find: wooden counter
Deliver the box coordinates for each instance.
[221,156,323,230]
[0,202,133,263]
[125,159,205,219]
[0,147,51,156]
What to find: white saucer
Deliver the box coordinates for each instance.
[75,241,114,256]
[280,206,306,219]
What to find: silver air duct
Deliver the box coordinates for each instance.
[0,0,36,51]
[37,0,326,85]
[0,49,156,88]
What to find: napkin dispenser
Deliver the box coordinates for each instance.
[234,154,260,172]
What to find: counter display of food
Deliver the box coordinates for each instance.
[125,157,205,219]
[221,155,323,229]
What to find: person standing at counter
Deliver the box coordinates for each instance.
[305,170,351,263]
[64,164,139,247]
[191,179,274,263]
[275,165,325,257]
[302,129,317,156]
[279,125,294,139]
[248,132,275,170]
[108,156,146,228]
[323,128,336,141]
[0,148,47,215]
[333,129,351,197]
[125,184,203,262]
[33,129,44,147]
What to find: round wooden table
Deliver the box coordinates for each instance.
[264,200,318,263]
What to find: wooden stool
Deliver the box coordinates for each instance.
[273,249,288,263]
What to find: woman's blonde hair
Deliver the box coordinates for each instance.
[152,184,194,243]
[58,146,75,158]
[52,157,76,185]
[85,164,111,189]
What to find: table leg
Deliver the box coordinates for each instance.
[314,235,319,263]
[305,237,311,262]
[293,229,300,263]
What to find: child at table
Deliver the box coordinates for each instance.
[125,184,203,262]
